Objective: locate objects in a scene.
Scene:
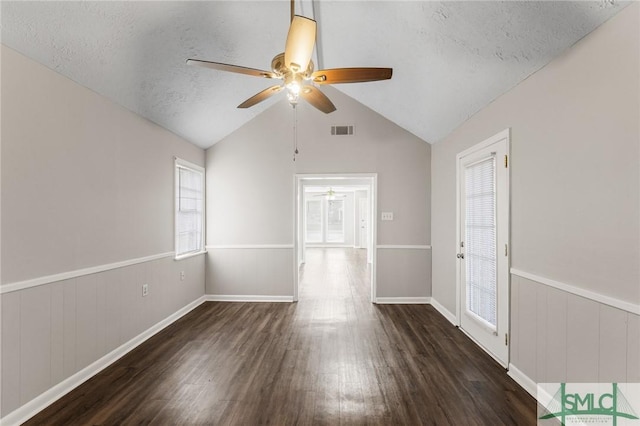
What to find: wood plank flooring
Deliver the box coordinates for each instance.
[26,248,536,425]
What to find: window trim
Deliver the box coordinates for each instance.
[174,157,205,260]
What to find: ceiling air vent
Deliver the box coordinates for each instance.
[331,125,354,136]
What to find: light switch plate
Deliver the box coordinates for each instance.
[381,212,394,221]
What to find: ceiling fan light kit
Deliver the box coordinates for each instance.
[187,8,392,115]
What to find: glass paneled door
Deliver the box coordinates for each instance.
[457,130,510,367]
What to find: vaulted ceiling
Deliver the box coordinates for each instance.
[1,1,627,149]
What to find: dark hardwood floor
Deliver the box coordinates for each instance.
[26,248,536,425]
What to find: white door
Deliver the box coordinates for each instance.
[457,130,510,367]
[358,197,368,250]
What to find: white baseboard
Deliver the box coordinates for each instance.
[206,295,294,303]
[507,363,537,399]
[428,298,457,326]
[375,297,431,304]
[0,295,207,426]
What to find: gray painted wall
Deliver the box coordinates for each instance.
[431,4,639,381]
[1,46,204,285]
[1,46,206,417]
[206,86,431,298]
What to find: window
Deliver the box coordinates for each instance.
[465,156,497,328]
[304,197,345,244]
[305,199,323,243]
[326,200,344,243]
[175,158,204,257]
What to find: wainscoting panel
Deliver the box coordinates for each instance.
[20,286,52,406]
[1,292,21,415]
[628,314,640,382]
[205,247,294,297]
[509,273,639,389]
[375,247,431,298]
[0,254,205,419]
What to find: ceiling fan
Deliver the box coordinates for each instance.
[186,3,392,114]
[312,188,346,200]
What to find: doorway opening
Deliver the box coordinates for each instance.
[294,174,377,302]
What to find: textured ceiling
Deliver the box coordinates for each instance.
[1,1,627,148]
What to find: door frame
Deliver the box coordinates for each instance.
[455,128,511,367]
[293,173,378,303]
[357,196,369,250]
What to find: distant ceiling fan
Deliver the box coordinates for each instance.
[313,188,346,200]
[186,2,392,114]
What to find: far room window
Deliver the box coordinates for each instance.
[326,200,345,243]
[305,199,323,243]
[304,197,345,244]
[175,158,204,258]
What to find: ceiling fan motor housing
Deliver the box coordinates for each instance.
[272,52,314,78]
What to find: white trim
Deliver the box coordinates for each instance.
[294,175,302,301]
[455,128,511,367]
[305,244,352,248]
[459,327,508,368]
[174,157,206,258]
[174,250,207,261]
[205,295,294,303]
[428,298,457,326]
[456,128,510,159]
[507,363,537,398]
[455,128,511,325]
[294,173,378,304]
[174,157,205,173]
[371,176,378,302]
[0,295,207,426]
[295,173,379,179]
[0,252,175,294]
[511,268,640,316]
[205,244,294,250]
[375,245,432,250]
[375,297,430,304]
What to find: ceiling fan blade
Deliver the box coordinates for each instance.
[300,85,336,114]
[237,85,284,109]
[187,59,276,79]
[284,16,316,72]
[311,68,393,84]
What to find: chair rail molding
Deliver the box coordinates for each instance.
[510,268,640,315]
[205,244,294,249]
[1,252,176,294]
[376,245,432,250]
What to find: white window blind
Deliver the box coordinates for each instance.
[465,156,497,327]
[175,160,204,257]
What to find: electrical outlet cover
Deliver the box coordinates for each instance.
[381,212,394,221]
